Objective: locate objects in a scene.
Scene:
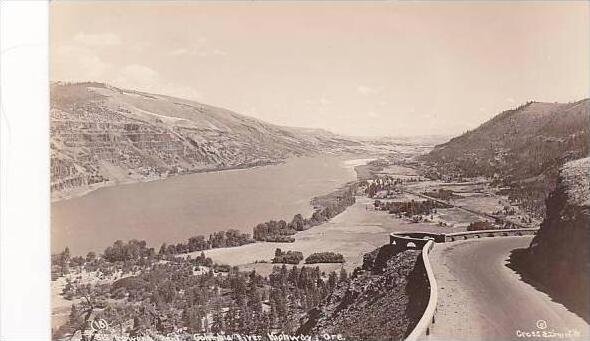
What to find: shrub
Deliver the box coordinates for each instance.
[272,249,304,264]
[305,252,345,264]
[467,221,495,231]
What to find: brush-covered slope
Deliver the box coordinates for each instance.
[50,82,363,198]
[298,247,428,340]
[424,100,589,214]
[426,100,589,180]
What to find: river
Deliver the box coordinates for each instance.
[51,155,372,255]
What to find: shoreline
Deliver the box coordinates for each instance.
[51,159,285,203]
[51,153,376,203]
[52,154,379,256]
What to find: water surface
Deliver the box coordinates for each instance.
[51,156,362,255]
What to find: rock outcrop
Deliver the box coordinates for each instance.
[50,82,375,200]
[298,247,429,340]
[518,157,590,318]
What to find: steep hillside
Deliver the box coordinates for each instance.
[298,247,428,340]
[50,82,368,200]
[511,157,590,320]
[423,100,589,214]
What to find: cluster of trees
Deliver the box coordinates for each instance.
[272,248,304,264]
[365,179,398,198]
[55,251,349,340]
[374,199,450,217]
[492,204,517,217]
[422,189,459,201]
[252,219,297,242]
[52,245,144,281]
[466,221,495,231]
[52,247,72,278]
[158,229,255,256]
[253,187,356,242]
[363,177,422,199]
[104,240,155,263]
[502,181,548,218]
[305,252,345,264]
[267,264,348,331]
[52,231,254,281]
[192,251,214,267]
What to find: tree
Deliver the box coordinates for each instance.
[290,214,306,231]
[211,304,224,333]
[339,268,348,283]
[183,306,204,333]
[158,243,167,257]
[59,247,71,275]
[328,271,337,290]
[85,252,96,263]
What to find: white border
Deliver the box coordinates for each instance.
[0,1,50,340]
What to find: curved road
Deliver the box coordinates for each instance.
[429,236,589,341]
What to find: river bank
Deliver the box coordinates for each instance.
[51,155,373,255]
[51,159,283,203]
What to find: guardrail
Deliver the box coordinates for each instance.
[391,227,540,340]
[445,228,538,242]
[389,232,438,249]
[405,239,437,341]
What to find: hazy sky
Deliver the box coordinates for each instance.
[51,1,589,137]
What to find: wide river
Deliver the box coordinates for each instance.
[52,156,372,255]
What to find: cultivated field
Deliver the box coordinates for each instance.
[192,196,464,275]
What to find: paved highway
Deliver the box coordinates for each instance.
[429,236,590,341]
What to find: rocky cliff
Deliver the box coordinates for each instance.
[516,157,590,319]
[50,82,382,200]
[298,247,429,340]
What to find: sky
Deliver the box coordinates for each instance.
[50,1,590,137]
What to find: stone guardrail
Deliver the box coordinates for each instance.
[404,239,437,341]
[445,228,539,242]
[391,227,540,340]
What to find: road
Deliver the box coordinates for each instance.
[429,236,590,341]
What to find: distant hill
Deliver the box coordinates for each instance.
[423,100,589,215]
[50,82,379,200]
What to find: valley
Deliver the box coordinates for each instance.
[49,83,590,341]
[50,82,403,201]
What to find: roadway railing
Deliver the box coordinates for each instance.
[404,239,437,341]
[445,228,538,242]
[390,227,539,340]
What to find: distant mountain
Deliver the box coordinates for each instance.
[50,82,377,200]
[423,100,589,214]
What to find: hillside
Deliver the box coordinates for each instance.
[510,157,590,320]
[298,247,428,340]
[423,100,589,215]
[50,82,374,200]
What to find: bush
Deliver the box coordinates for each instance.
[422,189,460,201]
[467,221,495,231]
[305,252,345,264]
[272,249,303,264]
[253,220,296,241]
[262,235,295,243]
[213,264,231,272]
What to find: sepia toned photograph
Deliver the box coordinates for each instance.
[46,2,589,341]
